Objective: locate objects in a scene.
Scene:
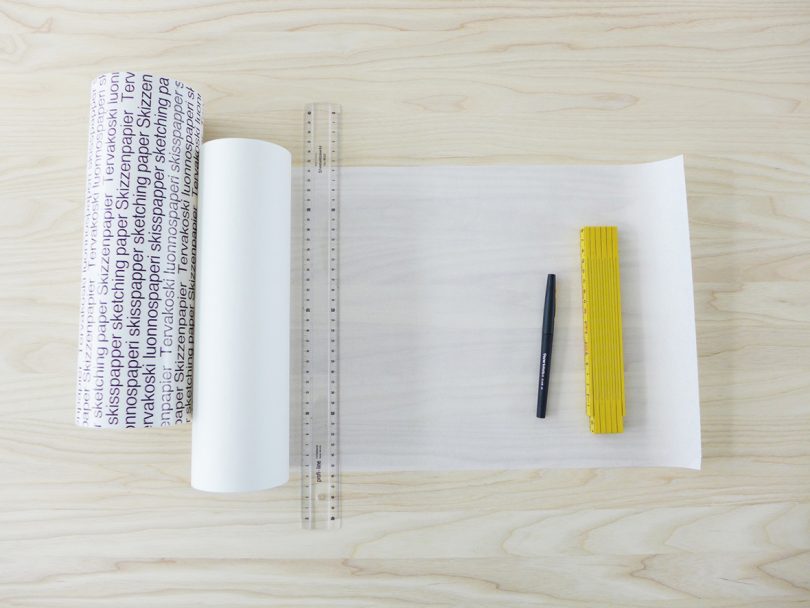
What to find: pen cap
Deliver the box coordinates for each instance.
[543,274,556,331]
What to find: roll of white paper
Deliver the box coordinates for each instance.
[191,138,292,492]
[76,72,202,428]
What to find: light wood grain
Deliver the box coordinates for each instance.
[1,1,809,606]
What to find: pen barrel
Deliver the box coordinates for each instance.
[537,332,554,418]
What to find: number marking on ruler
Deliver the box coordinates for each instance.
[301,103,341,529]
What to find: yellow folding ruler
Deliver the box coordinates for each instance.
[580,226,626,433]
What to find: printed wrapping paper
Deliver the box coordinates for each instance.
[76,72,202,428]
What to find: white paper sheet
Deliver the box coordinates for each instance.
[304,157,701,471]
[192,138,292,492]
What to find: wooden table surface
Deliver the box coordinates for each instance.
[1,1,809,606]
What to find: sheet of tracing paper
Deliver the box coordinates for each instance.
[291,157,702,471]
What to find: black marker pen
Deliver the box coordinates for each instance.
[537,274,556,418]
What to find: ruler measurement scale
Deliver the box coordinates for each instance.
[301,103,341,529]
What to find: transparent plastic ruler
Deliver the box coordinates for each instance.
[301,103,341,529]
